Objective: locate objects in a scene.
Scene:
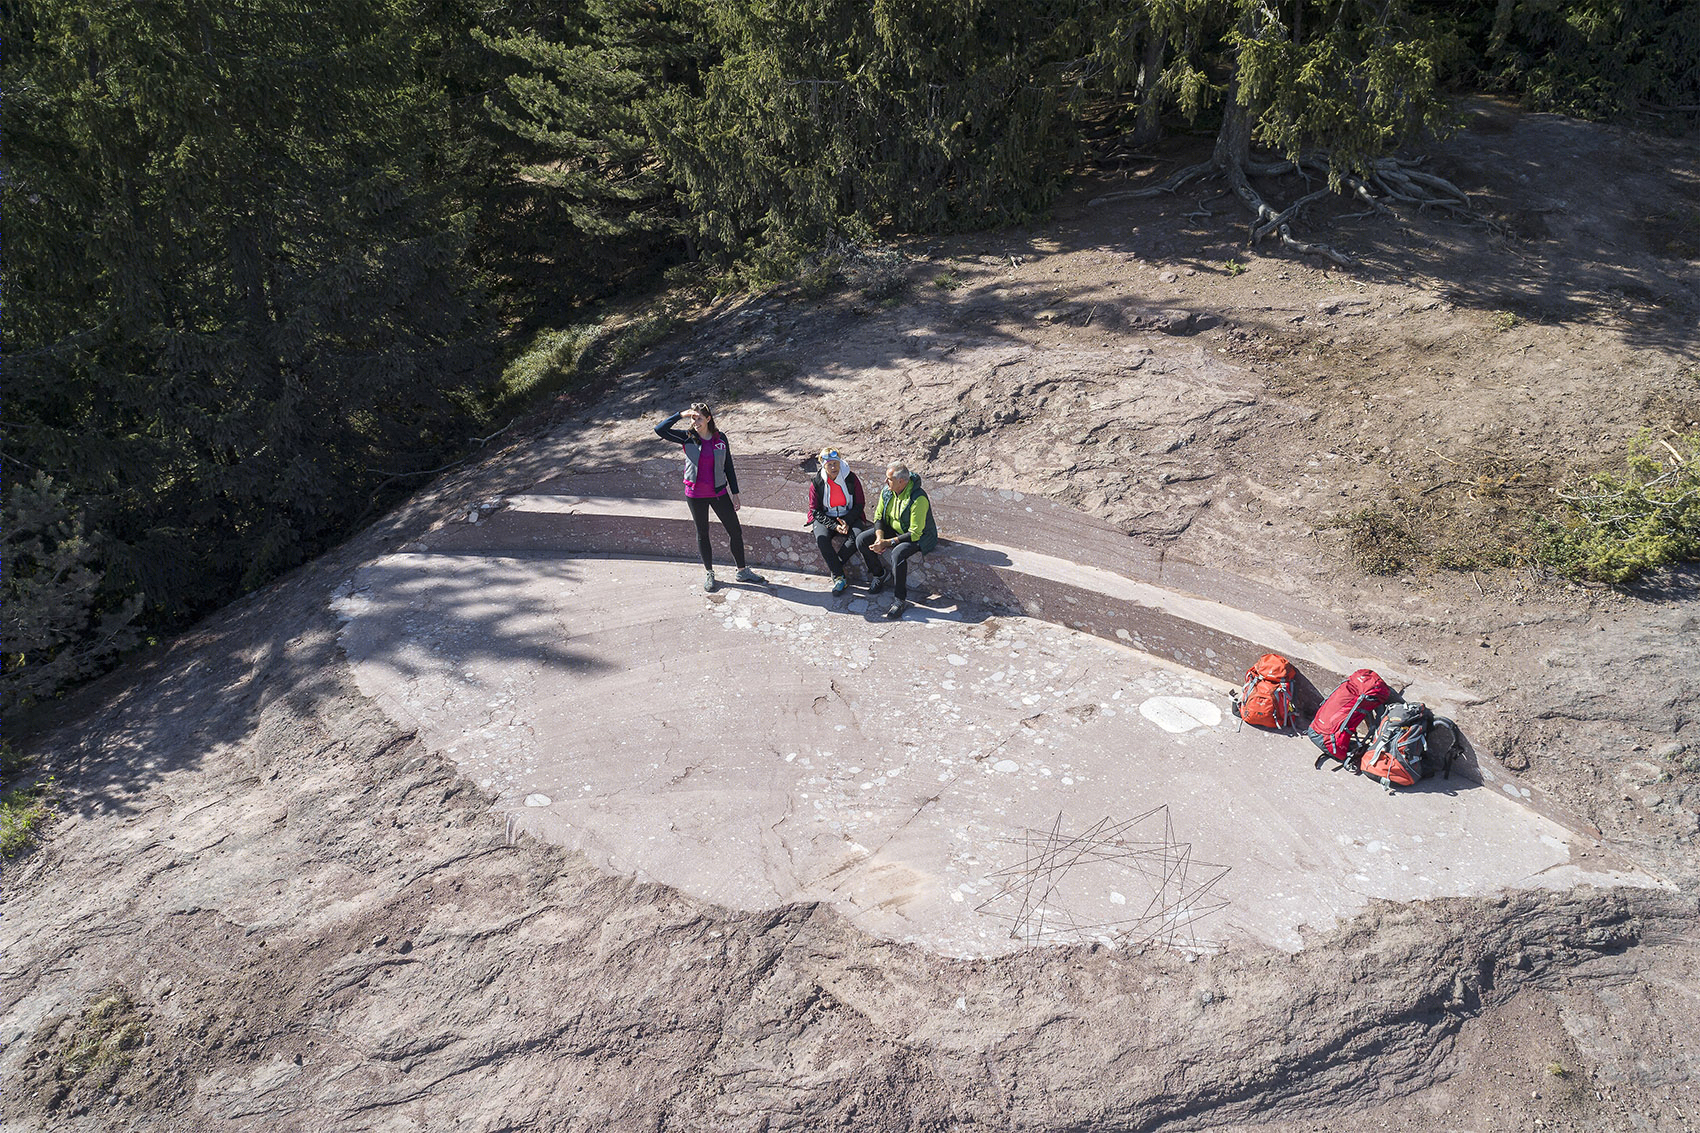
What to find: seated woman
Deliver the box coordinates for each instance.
[804,449,869,595]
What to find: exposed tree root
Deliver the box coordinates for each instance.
[1090,152,1471,267]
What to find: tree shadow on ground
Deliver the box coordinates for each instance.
[21,552,609,825]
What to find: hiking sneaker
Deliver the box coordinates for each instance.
[831,576,847,595]
[734,566,766,584]
[883,599,909,619]
[703,570,717,592]
[867,573,888,595]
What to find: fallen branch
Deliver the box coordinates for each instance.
[1088,160,1216,206]
[1275,224,1355,266]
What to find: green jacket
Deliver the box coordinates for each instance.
[874,475,938,553]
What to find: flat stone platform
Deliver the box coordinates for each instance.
[334,473,1666,955]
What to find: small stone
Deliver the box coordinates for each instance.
[1158,271,1178,283]
[372,934,388,947]
[1620,761,1667,786]
[1653,741,1687,760]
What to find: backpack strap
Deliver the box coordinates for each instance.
[1434,715,1459,780]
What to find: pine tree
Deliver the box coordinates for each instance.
[479,0,1107,274]
[1,476,143,715]
[3,0,495,647]
[475,0,710,290]
[1090,1,1466,264]
[1449,0,1700,123]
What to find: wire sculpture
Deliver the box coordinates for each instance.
[975,807,1231,951]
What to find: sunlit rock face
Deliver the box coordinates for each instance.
[335,545,1664,957]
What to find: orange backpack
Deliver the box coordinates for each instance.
[1232,653,1297,730]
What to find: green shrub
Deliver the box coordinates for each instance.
[1536,431,1700,583]
[2,783,54,859]
[2,476,142,715]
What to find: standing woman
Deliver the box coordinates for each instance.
[654,402,766,591]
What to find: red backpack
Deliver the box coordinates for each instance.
[1231,653,1297,730]
[1308,669,1393,766]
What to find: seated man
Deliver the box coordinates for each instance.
[805,449,870,595]
[855,462,939,619]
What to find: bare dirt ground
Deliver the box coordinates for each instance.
[4,103,1698,1131]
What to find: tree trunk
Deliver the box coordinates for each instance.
[1130,32,1167,146]
[1213,89,1251,170]
[1487,0,1516,58]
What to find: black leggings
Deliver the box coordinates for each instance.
[814,522,863,577]
[855,527,924,600]
[686,494,747,570]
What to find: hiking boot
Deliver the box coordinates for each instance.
[831,576,847,595]
[703,570,716,592]
[883,599,909,619]
[867,573,888,595]
[734,566,766,584]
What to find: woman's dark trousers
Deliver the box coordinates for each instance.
[686,494,747,569]
[814,521,863,578]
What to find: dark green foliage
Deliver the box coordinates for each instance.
[3,0,496,661]
[1537,433,1700,584]
[475,0,709,291]
[666,0,1093,263]
[2,476,141,714]
[1233,1,1458,178]
[481,0,1101,278]
[1432,1,1700,122]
